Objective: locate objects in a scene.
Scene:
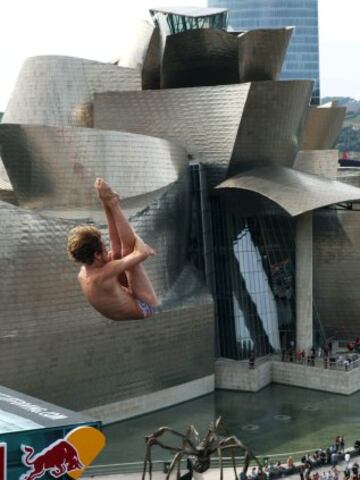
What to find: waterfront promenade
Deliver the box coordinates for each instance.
[85,453,360,479]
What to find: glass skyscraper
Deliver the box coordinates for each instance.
[207,0,320,104]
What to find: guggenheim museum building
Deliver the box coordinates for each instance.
[0,6,359,422]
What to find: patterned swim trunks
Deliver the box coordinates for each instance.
[135,299,159,318]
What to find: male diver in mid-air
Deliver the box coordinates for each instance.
[67,178,158,320]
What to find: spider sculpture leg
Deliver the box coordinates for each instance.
[215,419,238,479]
[152,427,197,450]
[176,454,182,480]
[166,452,183,480]
[143,437,183,480]
[217,437,262,479]
[142,440,153,480]
[217,447,224,480]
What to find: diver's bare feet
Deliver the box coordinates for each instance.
[134,235,156,257]
[94,178,119,207]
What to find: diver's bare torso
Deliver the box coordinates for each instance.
[70,178,158,321]
[78,257,143,321]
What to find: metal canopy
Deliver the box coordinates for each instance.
[216,166,360,217]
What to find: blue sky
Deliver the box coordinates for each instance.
[0,0,359,110]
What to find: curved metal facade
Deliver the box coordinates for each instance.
[217,166,360,217]
[208,0,321,104]
[3,56,142,127]
[1,6,359,405]
[302,104,347,150]
[161,29,239,89]
[94,84,251,167]
[0,124,188,209]
[228,80,313,175]
[237,27,293,82]
[0,53,214,413]
[293,150,339,179]
[113,20,161,90]
[313,209,360,338]
[0,200,213,410]
[142,26,162,90]
[156,26,292,89]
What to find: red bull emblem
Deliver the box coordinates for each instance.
[20,439,83,480]
[19,426,106,480]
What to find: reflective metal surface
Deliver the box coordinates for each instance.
[146,26,292,90]
[113,20,161,90]
[3,56,141,127]
[114,19,155,69]
[228,81,313,175]
[0,143,213,409]
[0,200,213,410]
[314,209,360,337]
[293,150,339,179]
[142,26,162,89]
[217,166,360,217]
[1,12,359,410]
[0,124,188,210]
[94,84,251,166]
[209,0,320,104]
[161,29,238,89]
[0,54,214,411]
[302,104,346,150]
[337,169,360,188]
[0,156,16,203]
[237,28,293,82]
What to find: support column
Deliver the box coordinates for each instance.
[296,211,313,351]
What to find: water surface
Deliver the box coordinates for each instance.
[96,385,360,465]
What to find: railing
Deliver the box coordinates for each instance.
[86,447,359,476]
[279,354,360,372]
[219,352,360,372]
[217,354,275,369]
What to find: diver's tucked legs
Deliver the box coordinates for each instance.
[95,178,158,307]
[95,178,136,256]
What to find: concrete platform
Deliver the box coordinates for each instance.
[215,357,360,395]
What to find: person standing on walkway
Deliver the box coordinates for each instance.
[340,437,345,453]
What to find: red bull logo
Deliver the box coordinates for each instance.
[20,426,105,480]
[20,440,83,480]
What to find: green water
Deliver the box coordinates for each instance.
[96,385,360,465]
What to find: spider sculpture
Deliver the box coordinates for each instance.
[142,416,262,480]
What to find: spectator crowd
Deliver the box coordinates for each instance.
[247,436,360,480]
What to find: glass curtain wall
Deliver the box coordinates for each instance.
[151,11,228,35]
[210,196,296,359]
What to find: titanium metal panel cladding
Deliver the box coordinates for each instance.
[161,29,239,89]
[113,20,161,90]
[293,150,339,179]
[3,56,142,127]
[301,103,347,150]
[0,200,212,409]
[142,26,161,89]
[217,166,360,217]
[313,209,360,338]
[0,124,188,210]
[158,27,292,89]
[237,27,294,82]
[94,84,251,166]
[0,124,190,295]
[227,80,313,175]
